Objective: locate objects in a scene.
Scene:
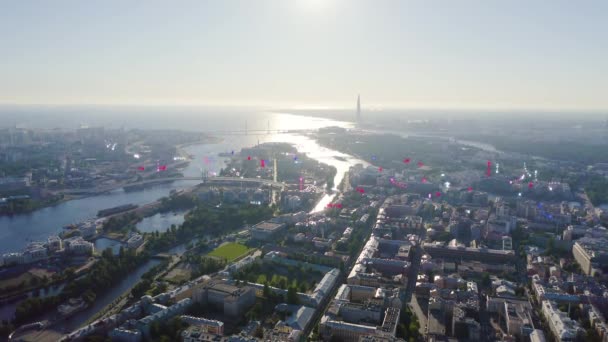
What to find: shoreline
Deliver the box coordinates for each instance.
[0,136,220,219]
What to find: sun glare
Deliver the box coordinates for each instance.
[297,0,332,11]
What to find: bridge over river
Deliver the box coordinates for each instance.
[61,176,287,195]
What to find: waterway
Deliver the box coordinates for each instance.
[0,181,202,254]
[0,112,370,329]
[57,258,162,332]
[136,211,187,234]
[0,112,364,254]
[0,283,65,321]
[94,238,125,256]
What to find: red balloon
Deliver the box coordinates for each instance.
[378,167,383,172]
[403,158,411,164]
[435,192,441,197]
[137,166,145,171]
[417,161,424,168]
[467,186,473,192]
[247,156,251,161]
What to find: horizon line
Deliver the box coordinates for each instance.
[0,101,606,113]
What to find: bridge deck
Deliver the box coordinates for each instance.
[61,176,286,195]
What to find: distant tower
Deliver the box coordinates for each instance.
[356,94,361,121]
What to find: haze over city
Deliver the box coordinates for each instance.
[1,2,608,342]
[1,0,607,111]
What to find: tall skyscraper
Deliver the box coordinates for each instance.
[357,94,361,121]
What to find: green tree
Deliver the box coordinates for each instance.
[263,282,271,298]
[482,273,492,288]
[287,286,299,304]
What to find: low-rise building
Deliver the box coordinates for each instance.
[307,268,340,308]
[108,328,142,342]
[78,221,97,238]
[541,300,582,342]
[47,235,63,252]
[136,298,192,338]
[423,242,517,264]
[180,315,224,335]
[2,252,24,266]
[320,317,378,341]
[127,233,144,249]
[503,301,534,337]
[23,243,47,263]
[250,221,286,241]
[64,237,95,255]
[529,329,547,342]
[572,237,608,276]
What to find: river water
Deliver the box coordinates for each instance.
[136,211,187,234]
[0,111,369,328]
[0,283,65,322]
[0,112,364,254]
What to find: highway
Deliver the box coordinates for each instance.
[61,176,287,195]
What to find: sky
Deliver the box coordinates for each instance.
[1,0,607,111]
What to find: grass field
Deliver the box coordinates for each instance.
[208,243,252,262]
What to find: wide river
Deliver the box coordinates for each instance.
[0,111,368,254]
[0,112,372,326]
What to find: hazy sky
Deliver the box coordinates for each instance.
[1,0,607,110]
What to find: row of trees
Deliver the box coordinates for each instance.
[585,175,608,206]
[130,260,169,299]
[148,317,187,342]
[233,262,319,292]
[466,135,608,165]
[189,256,226,280]
[335,222,373,258]
[102,212,141,233]
[63,248,146,299]
[158,194,198,213]
[396,306,421,341]
[14,296,61,324]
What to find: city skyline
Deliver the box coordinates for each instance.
[1,0,607,111]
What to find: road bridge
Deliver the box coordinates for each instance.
[61,176,286,195]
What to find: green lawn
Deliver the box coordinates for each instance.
[208,243,252,262]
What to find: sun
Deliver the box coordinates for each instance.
[297,0,332,11]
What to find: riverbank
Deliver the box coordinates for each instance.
[0,134,215,220]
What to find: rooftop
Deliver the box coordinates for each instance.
[251,221,284,231]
